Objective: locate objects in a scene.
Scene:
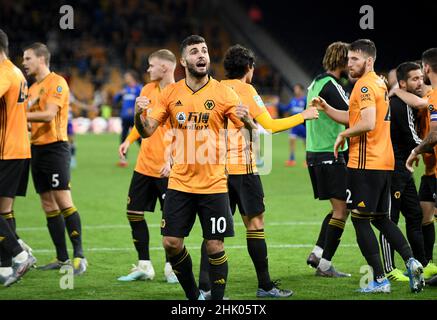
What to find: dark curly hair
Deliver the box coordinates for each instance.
[322,41,349,71]
[223,44,256,79]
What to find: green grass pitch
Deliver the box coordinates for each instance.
[3,132,435,300]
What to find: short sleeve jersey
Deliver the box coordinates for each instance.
[221,79,267,175]
[148,77,243,194]
[134,82,172,178]
[0,59,30,160]
[347,71,394,170]
[27,72,70,145]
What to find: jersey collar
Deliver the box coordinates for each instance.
[185,75,211,94]
[37,71,54,84]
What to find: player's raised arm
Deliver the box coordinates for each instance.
[391,88,429,109]
[312,96,349,125]
[134,96,160,138]
[254,107,319,133]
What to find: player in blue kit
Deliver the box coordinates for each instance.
[286,84,307,166]
[114,70,142,167]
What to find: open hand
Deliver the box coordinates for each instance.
[333,134,346,159]
[118,140,130,159]
[160,162,171,178]
[311,97,327,111]
[405,150,420,173]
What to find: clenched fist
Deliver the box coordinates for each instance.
[135,96,151,115]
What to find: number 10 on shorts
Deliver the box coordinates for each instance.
[210,217,226,234]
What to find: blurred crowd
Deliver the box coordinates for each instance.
[1,0,284,119]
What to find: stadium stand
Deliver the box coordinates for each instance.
[1,0,284,120]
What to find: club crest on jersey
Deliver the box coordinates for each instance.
[204,100,215,110]
[361,87,368,93]
[56,85,63,93]
[176,111,186,124]
[429,104,435,112]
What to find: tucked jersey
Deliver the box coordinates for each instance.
[0,59,30,160]
[28,72,69,145]
[221,79,267,175]
[347,71,394,170]
[133,82,172,178]
[148,77,243,194]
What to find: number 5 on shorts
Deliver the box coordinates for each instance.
[52,173,60,188]
[210,217,226,234]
